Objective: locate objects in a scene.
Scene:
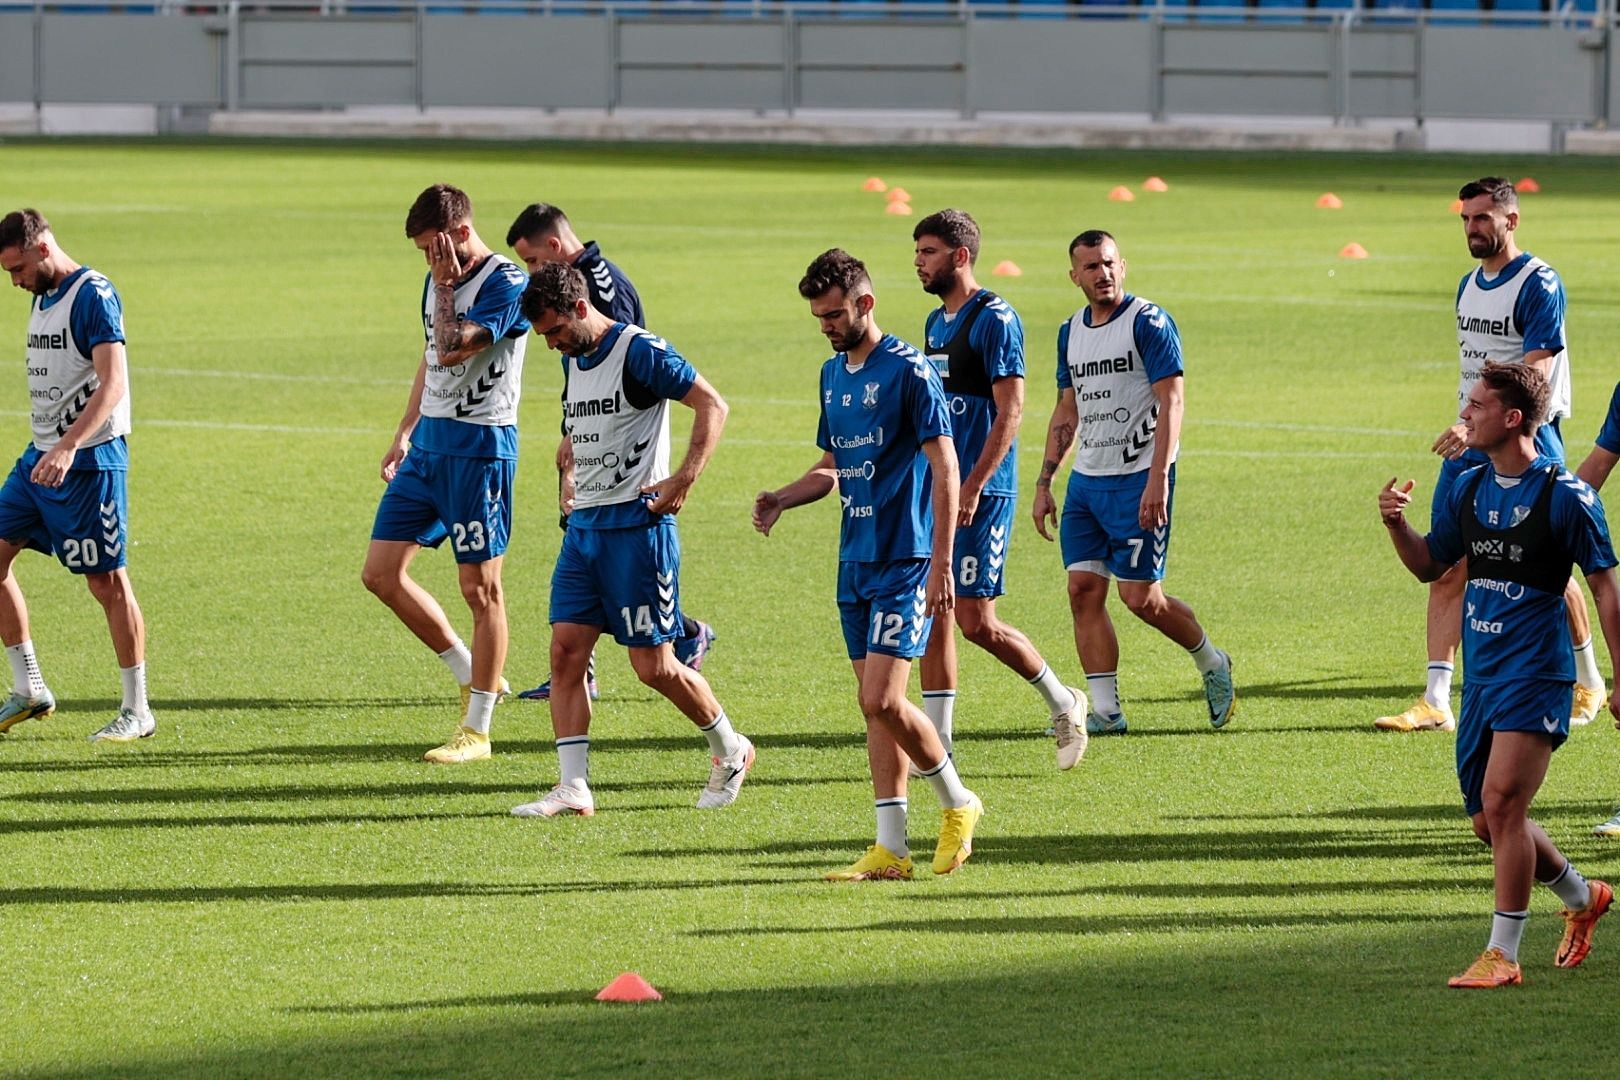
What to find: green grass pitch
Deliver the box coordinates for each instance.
[2,139,1620,1078]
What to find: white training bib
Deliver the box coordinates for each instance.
[565,325,673,510]
[1063,296,1176,477]
[26,271,129,453]
[1456,256,1570,420]
[419,255,527,426]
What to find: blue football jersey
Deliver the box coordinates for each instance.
[924,289,1023,498]
[1428,456,1616,685]
[816,334,953,563]
[1594,383,1620,456]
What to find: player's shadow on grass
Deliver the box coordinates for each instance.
[1174,798,1603,823]
[0,876,794,907]
[685,908,1474,939]
[626,827,1479,867]
[897,875,1490,904]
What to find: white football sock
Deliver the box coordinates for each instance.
[918,754,973,809]
[438,640,473,686]
[876,798,908,858]
[1424,662,1454,711]
[922,691,956,757]
[557,737,590,786]
[1027,664,1077,719]
[1488,911,1527,963]
[698,711,742,758]
[1574,638,1604,691]
[1087,671,1120,716]
[6,640,45,697]
[1544,860,1592,910]
[1187,635,1224,675]
[464,689,495,734]
[119,663,148,715]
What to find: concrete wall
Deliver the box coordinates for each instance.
[0,7,1612,126]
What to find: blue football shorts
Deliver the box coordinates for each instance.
[837,558,933,660]
[550,519,685,648]
[1432,418,1562,533]
[0,455,128,575]
[371,448,513,565]
[954,494,1014,599]
[1456,678,1571,816]
[1058,466,1174,582]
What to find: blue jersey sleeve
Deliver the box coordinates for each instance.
[1595,384,1620,455]
[462,260,531,341]
[625,332,697,402]
[971,298,1025,382]
[1515,264,1566,355]
[903,353,953,444]
[1135,303,1184,383]
[1553,472,1619,576]
[1425,468,1476,566]
[69,273,125,357]
[816,364,833,453]
[1055,321,1073,390]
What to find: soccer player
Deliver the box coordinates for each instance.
[361,184,528,765]
[1572,385,1620,837]
[1032,230,1235,734]
[1377,176,1605,732]
[1379,361,1617,988]
[504,202,717,701]
[910,209,1087,771]
[0,209,154,742]
[753,248,983,881]
[510,263,752,817]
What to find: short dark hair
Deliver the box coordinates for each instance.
[1068,229,1116,257]
[1478,361,1549,434]
[798,248,870,300]
[1458,177,1517,209]
[405,184,472,238]
[0,209,50,252]
[913,209,980,262]
[521,263,588,323]
[506,202,570,248]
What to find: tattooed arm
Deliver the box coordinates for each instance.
[1032,386,1078,542]
[428,233,496,366]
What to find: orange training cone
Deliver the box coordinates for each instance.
[990,260,1022,277]
[886,187,911,204]
[1107,186,1135,202]
[596,972,663,1002]
[885,201,912,216]
[1450,198,1464,214]
[1143,176,1169,192]
[1517,177,1540,193]
[862,176,887,193]
[1316,193,1343,209]
[1338,242,1368,259]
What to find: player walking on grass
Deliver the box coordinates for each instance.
[1377,176,1606,733]
[754,248,982,881]
[1379,361,1617,988]
[362,184,528,765]
[1571,386,1620,837]
[510,263,752,818]
[910,209,1087,771]
[1032,230,1235,735]
[505,203,716,703]
[0,209,154,742]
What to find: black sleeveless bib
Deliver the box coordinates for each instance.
[929,291,997,400]
[1459,464,1572,597]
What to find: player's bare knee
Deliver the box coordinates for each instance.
[83,570,126,607]
[459,576,502,615]
[629,649,680,689]
[956,606,993,645]
[1066,574,1107,614]
[360,563,398,599]
[1469,813,1493,845]
[1119,586,1164,622]
[857,687,905,726]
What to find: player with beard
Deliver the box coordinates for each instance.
[910,209,1087,771]
[0,208,154,742]
[754,248,983,880]
[1377,177,1604,733]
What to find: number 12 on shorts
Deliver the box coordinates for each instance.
[869,610,904,648]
